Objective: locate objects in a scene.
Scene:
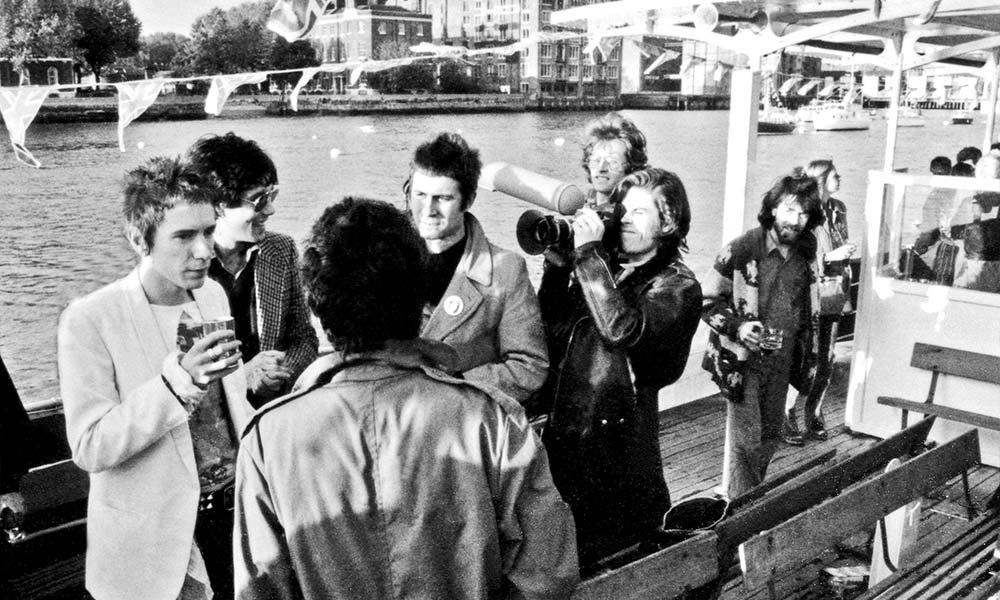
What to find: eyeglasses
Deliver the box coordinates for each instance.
[242,186,278,212]
[588,155,625,171]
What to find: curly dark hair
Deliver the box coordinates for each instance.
[581,112,648,182]
[404,132,481,209]
[122,155,219,250]
[757,170,824,232]
[301,197,427,353]
[185,132,278,209]
[610,167,691,258]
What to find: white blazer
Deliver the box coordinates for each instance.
[58,268,252,600]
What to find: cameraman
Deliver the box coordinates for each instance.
[537,168,703,570]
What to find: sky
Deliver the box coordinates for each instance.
[130,0,255,36]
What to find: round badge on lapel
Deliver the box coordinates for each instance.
[443,295,464,316]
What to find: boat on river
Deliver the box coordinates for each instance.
[757,107,797,134]
[952,109,976,124]
[7,1,1000,599]
[812,103,872,131]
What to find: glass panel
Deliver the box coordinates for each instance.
[878,175,1000,294]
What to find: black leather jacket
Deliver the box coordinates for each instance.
[536,242,702,564]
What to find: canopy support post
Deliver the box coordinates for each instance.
[722,55,761,244]
[983,50,1000,153]
[883,33,904,172]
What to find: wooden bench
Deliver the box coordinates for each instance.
[737,430,982,599]
[878,343,1000,431]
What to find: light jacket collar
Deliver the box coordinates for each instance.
[294,338,459,391]
[457,213,493,287]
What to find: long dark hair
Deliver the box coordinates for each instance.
[757,170,824,232]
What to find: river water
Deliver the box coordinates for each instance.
[0,109,989,402]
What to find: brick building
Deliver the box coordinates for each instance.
[310,0,432,91]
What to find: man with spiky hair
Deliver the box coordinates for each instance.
[59,156,252,600]
[234,197,579,600]
[404,132,548,403]
[187,132,318,408]
[580,112,649,207]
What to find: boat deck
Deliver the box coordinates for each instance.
[658,344,1000,599]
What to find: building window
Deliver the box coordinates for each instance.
[568,45,579,59]
[596,65,605,79]
[556,64,564,79]
[540,63,553,77]
[521,62,526,76]
[583,65,593,78]
[522,28,530,38]
[607,65,618,79]
[417,24,424,36]
[610,45,620,60]
[540,44,552,57]
[541,10,551,23]
[568,64,579,78]
[487,63,496,76]
[522,11,529,21]
[523,47,529,57]
[398,22,405,35]
[47,66,59,85]
[498,63,508,77]
[378,22,387,34]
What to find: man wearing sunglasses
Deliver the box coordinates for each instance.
[187,133,318,408]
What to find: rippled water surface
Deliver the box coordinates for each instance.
[0,109,989,401]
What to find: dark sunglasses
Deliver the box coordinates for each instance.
[242,186,279,212]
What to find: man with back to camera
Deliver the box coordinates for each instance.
[58,156,253,600]
[234,196,579,599]
[580,112,649,207]
[536,167,703,570]
[186,133,318,408]
[404,132,548,403]
[702,171,824,499]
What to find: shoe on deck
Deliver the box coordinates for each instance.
[781,411,805,446]
[806,415,828,441]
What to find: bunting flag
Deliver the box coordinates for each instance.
[205,73,269,116]
[583,28,615,63]
[0,86,51,168]
[645,49,682,75]
[290,68,319,112]
[267,0,327,42]
[115,80,165,152]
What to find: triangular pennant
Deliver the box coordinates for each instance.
[290,68,319,111]
[115,80,165,152]
[583,29,614,63]
[0,86,51,168]
[267,0,327,42]
[645,49,681,75]
[205,73,269,116]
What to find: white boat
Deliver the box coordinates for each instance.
[795,101,826,123]
[897,106,926,127]
[812,104,872,131]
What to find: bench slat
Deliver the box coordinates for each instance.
[716,417,936,562]
[911,343,1000,386]
[572,531,718,600]
[878,397,1000,431]
[738,430,981,593]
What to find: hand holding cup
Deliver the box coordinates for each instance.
[181,321,242,388]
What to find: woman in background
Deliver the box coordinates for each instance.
[783,160,856,444]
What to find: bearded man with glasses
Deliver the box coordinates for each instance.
[187,133,318,408]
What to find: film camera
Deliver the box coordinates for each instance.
[515,203,623,255]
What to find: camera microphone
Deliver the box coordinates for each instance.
[478,162,585,216]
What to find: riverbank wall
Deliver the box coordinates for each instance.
[7,93,624,125]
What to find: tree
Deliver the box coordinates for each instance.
[0,0,71,81]
[269,37,319,88]
[142,32,189,73]
[366,39,433,94]
[73,0,141,83]
[438,61,480,94]
[188,1,271,75]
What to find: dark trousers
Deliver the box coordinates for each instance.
[194,507,234,600]
[791,315,839,418]
[725,344,794,499]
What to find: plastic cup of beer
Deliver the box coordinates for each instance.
[201,317,235,358]
[759,326,784,354]
[201,316,234,336]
